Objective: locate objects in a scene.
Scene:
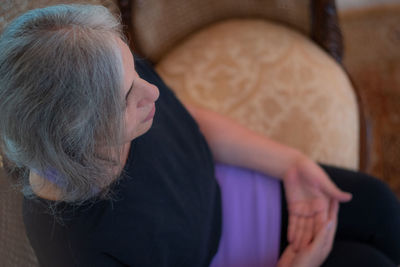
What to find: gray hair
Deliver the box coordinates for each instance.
[0,4,127,202]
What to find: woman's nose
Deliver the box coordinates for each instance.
[137,79,159,108]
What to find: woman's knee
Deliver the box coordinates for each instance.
[320,164,400,264]
[322,240,397,267]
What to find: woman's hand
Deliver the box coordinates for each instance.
[277,200,339,267]
[283,155,352,252]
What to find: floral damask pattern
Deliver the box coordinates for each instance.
[156,19,359,170]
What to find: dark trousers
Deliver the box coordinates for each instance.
[279,164,400,266]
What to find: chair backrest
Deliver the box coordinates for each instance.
[118,0,343,63]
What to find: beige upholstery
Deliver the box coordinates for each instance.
[156,19,359,169]
[131,0,311,63]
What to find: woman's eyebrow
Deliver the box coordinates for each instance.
[125,80,134,100]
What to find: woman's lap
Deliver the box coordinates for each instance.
[211,163,282,267]
[280,164,400,265]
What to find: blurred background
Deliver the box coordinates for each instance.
[337,0,400,198]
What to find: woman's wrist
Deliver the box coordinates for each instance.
[281,149,307,181]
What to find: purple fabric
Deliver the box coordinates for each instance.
[210,163,281,267]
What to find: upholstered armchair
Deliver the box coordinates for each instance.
[118,0,364,171]
[0,0,364,266]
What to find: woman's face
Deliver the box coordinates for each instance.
[117,38,159,143]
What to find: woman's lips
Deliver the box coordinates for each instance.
[142,104,156,122]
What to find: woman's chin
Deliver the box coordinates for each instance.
[130,120,154,140]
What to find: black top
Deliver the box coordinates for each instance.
[23,58,222,267]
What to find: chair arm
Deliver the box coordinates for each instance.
[311,0,343,64]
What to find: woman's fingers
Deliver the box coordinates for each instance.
[279,200,341,267]
[294,206,315,251]
[313,208,328,239]
[309,217,335,254]
[321,176,353,202]
[327,200,339,240]
[310,200,339,253]
[288,203,303,243]
[329,200,339,220]
[293,215,306,251]
[289,203,324,250]
[288,198,337,251]
[299,216,314,249]
[277,245,296,267]
[292,207,314,251]
[288,214,298,243]
[280,217,336,267]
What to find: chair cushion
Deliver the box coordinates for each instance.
[156,19,359,170]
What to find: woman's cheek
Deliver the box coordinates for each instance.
[123,109,135,134]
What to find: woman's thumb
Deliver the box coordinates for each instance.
[277,245,296,267]
[311,220,334,250]
[337,190,352,202]
[324,181,352,202]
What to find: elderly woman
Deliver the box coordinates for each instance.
[0,4,399,267]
